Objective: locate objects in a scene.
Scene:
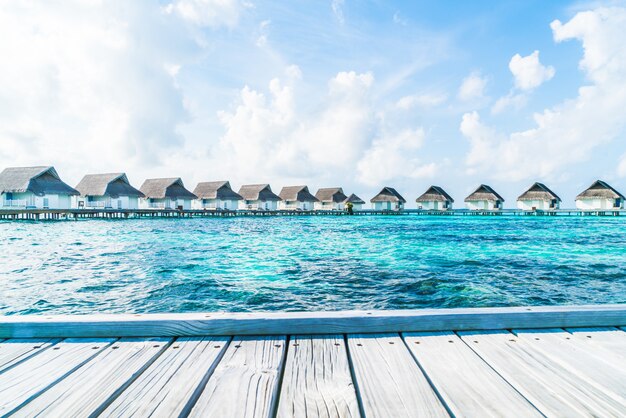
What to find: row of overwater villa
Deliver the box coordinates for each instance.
[0,166,624,212]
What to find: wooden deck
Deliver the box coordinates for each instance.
[1,305,625,417]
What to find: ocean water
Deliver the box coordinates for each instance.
[0,216,625,315]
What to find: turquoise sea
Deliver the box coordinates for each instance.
[1,216,625,315]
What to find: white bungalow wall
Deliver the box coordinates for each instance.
[372,201,404,211]
[1,192,72,209]
[239,200,279,210]
[466,200,502,210]
[351,203,364,211]
[176,199,191,210]
[314,202,345,210]
[576,197,624,210]
[517,200,559,210]
[1,191,35,208]
[193,199,240,210]
[278,201,315,210]
[416,201,452,210]
[74,196,139,209]
[139,198,191,210]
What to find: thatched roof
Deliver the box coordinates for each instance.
[464,184,505,202]
[518,182,561,202]
[279,186,319,202]
[75,173,144,198]
[139,178,196,200]
[238,184,281,201]
[193,181,242,200]
[416,186,454,203]
[370,187,406,203]
[344,193,365,204]
[315,187,347,203]
[576,180,625,200]
[0,166,78,196]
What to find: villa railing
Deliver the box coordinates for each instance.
[281,204,307,210]
[200,203,221,210]
[83,201,108,208]
[147,202,175,209]
[1,200,28,208]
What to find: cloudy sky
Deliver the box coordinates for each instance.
[1,0,626,207]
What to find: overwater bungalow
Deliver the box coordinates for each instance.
[517,182,561,211]
[344,193,365,211]
[74,173,144,210]
[139,178,196,210]
[192,181,242,210]
[0,166,78,209]
[465,184,504,210]
[238,184,281,210]
[278,186,319,211]
[415,186,454,210]
[314,187,348,210]
[371,187,406,211]
[575,180,625,210]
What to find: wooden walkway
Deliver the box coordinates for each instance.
[0,207,625,221]
[1,305,625,417]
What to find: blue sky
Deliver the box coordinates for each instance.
[1,0,625,207]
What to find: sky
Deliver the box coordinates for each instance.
[1,0,626,207]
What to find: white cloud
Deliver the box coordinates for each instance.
[285,64,302,80]
[492,51,553,113]
[329,71,374,93]
[214,70,374,181]
[256,19,271,47]
[357,129,437,186]
[331,0,345,24]
[491,92,527,114]
[461,6,626,181]
[0,2,191,182]
[509,50,555,90]
[393,12,408,26]
[164,0,245,28]
[618,153,626,177]
[458,72,487,101]
[396,93,447,110]
[212,69,435,187]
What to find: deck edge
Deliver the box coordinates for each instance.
[1,304,625,338]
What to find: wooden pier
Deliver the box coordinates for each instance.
[1,304,625,417]
[0,207,625,221]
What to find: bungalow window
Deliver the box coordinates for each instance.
[6,192,12,201]
[550,199,557,208]
[615,198,622,208]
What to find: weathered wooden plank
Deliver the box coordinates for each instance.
[403,332,541,417]
[516,328,626,370]
[565,327,626,361]
[0,338,59,372]
[0,337,114,416]
[277,335,360,418]
[347,333,447,418]
[1,304,625,337]
[459,330,626,416]
[101,336,230,417]
[514,328,626,403]
[14,337,170,417]
[188,336,286,418]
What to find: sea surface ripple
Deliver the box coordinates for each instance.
[1,216,625,314]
